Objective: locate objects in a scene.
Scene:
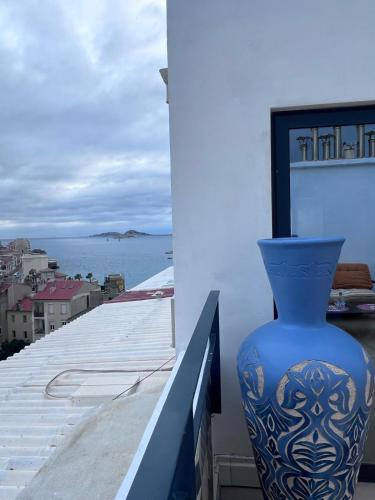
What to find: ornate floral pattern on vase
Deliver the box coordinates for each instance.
[237,237,375,500]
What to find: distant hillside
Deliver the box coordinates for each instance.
[90,230,151,239]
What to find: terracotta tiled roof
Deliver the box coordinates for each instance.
[10,297,33,312]
[32,280,83,301]
[107,287,174,303]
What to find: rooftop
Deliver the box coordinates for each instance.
[10,298,33,313]
[108,287,174,303]
[0,267,174,499]
[131,267,174,291]
[32,280,83,301]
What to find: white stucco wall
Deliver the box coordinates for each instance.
[21,254,49,279]
[167,0,375,456]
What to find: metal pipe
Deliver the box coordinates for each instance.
[297,136,310,161]
[328,133,334,159]
[334,126,342,159]
[311,128,319,160]
[366,131,375,157]
[357,124,365,158]
[319,134,333,161]
[370,137,375,157]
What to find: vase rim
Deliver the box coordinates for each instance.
[258,236,345,246]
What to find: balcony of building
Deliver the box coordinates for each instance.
[33,302,45,318]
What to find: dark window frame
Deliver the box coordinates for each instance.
[271,104,375,237]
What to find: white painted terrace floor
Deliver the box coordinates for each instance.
[220,483,375,500]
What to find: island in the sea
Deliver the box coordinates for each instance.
[89,229,151,239]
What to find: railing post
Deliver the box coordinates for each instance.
[121,291,220,500]
[210,303,221,414]
[170,409,196,500]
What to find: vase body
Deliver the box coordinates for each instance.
[237,237,374,500]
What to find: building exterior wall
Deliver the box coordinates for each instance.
[8,285,33,307]
[167,0,375,456]
[0,295,7,344]
[21,254,49,280]
[0,285,32,344]
[7,311,32,342]
[44,301,71,333]
[70,294,90,318]
[89,290,103,309]
[32,282,101,338]
[9,239,31,254]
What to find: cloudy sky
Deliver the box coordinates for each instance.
[0,0,170,238]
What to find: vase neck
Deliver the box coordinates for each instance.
[258,238,344,328]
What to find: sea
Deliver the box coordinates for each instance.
[8,236,173,289]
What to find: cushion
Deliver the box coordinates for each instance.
[333,263,373,290]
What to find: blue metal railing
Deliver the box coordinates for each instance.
[124,290,220,500]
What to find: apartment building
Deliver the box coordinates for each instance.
[21,253,49,281]
[0,283,32,344]
[32,279,102,340]
[7,297,33,342]
[103,273,125,300]
[8,238,31,254]
[0,254,16,276]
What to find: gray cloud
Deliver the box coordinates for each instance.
[0,0,170,237]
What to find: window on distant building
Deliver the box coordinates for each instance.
[23,315,27,323]
[61,303,67,314]
[12,330,16,337]
[24,331,27,338]
[48,304,54,314]
[50,324,55,331]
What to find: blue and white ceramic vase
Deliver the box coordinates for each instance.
[237,237,374,500]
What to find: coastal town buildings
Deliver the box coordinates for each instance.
[0,240,119,352]
[8,239,31,254]
[0,254,16,276]
[0,240,30,279]
[32,279,102,340]
[1,276,103,347]
[0,284,32,344]
[103,273,125,300]
[0,267,174,498]
[7,298,33,342]
[21,253,49,281]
